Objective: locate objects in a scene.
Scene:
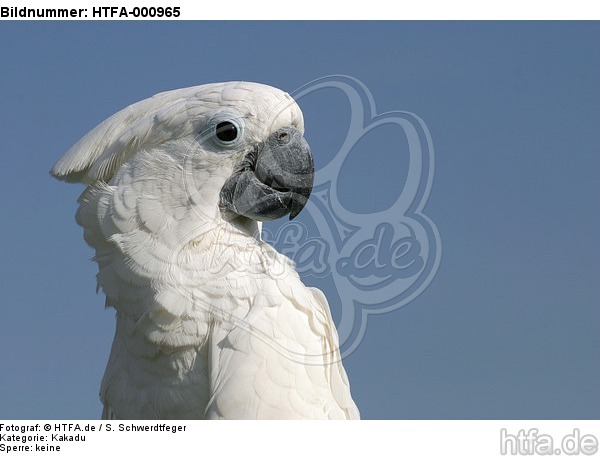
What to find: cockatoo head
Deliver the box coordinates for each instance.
[51,82,314,224]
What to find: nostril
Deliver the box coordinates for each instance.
[274,131,289,144]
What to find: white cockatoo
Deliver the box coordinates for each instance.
[51,82,360,419]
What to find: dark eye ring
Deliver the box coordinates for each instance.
[215,121,238,142]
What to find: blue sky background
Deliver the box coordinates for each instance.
[0,21,598,419]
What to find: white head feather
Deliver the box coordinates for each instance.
[51,82,304,184]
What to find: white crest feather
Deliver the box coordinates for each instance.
[51,82,303,183]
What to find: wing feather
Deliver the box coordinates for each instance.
[205,276,359,419]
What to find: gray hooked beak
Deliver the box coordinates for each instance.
[220,127,314,221]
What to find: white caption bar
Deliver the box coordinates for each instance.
[0,421,599,456]
[0,0,599,19]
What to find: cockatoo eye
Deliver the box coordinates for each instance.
[215,121,239,143]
